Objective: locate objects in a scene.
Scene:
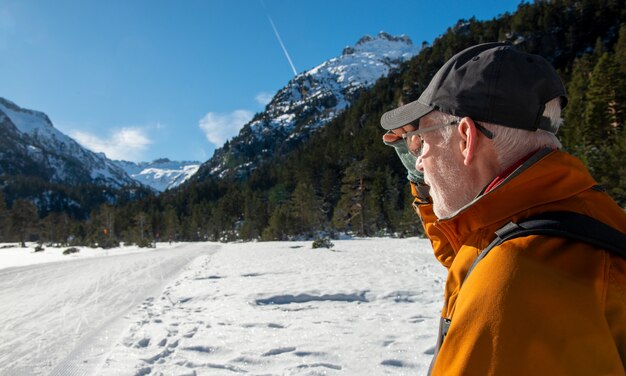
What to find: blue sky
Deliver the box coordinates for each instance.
[0,0,521,162]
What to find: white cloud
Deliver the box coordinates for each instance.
[71,127,152,161]
[198,110,253,146]
[255,92,274,106]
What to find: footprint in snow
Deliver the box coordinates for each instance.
[381,359,416,368]
[183,327,198,338]
[182,345,215,353]
[262,347,296,356]
[135,337,150,348]
[134,366,151,376]
[295,362,342,371]
[141,347,174,365]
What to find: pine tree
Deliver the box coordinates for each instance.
[267,184,290,214]
[134,212,151,246]
[240,190,266,240]
[362,174,385,236]
[87,205,119,248]
[262,205,293,241]
[615,25,626,76]
[608,24,626,206]
[612,24,626,132]
[162,205,181,242]
[180,215,194,241]
[398,200,424,237]
[562,54,595,159]
[0,191,7,242]
[332,161,368,235]
[40,212,72,246]
[601,127,626,206]
[290,181,323,237]
[584,52,624,144]
[382,168,406,233]
[319,168,341,225]
[10,199,39,247]
[211,189,243,241]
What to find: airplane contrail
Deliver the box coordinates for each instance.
[265,13,298,76]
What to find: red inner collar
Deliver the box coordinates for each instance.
[483,150,539,194]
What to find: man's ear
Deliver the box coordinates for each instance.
[458,117,478,166]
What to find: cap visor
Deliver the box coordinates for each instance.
[380,100,433,130]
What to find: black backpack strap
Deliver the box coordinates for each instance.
[464,211,626,285]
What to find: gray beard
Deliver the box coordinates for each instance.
[427,159,475,219]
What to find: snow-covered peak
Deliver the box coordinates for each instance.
[115,159,201,192]
[0,96,139,188]
[306,31,418,87]
[197,32,419,180]
[0,97,54,134]
[260,31,419,132]
[347,31,415,56]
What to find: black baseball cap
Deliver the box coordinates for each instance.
[380,42,567,132]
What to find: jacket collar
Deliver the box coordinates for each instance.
[433,149,599,252]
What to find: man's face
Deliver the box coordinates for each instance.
[416,115,475,218]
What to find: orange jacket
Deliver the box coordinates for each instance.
[415,149,626,375]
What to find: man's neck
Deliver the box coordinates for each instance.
[482,150,541,194]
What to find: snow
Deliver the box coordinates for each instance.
[0,238,445,375]
[115,160,201,192]
[258,31,418,139]
[0,97,54,134]
[0,97,138,188]
[204,32,421,179]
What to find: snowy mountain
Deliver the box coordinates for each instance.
[114,159,200,192]
[0,97,139,188]
[193,31,420,181]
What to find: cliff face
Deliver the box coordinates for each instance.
[0,97,139,188]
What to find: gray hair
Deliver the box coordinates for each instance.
[431,97,563,169]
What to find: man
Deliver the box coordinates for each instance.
[380,42,626,375]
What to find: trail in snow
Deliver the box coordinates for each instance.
[0,238,446,375]
[100,238,446,375]
[0,243,216,376]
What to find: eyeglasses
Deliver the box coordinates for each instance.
[401,121,494,157]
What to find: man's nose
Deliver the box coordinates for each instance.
[416,154,424,172]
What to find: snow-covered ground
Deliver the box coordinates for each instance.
[0,238,446,375]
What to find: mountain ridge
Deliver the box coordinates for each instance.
[0,97,138,188]
[114,159,201,192]
[193,31,420,181]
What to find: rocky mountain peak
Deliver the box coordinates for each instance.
[354,31,413,49]
[193,32,419,181]
[0,96,138,188]
[0,97,54,130]
[345,32,414,57]
[114,159,201,192]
